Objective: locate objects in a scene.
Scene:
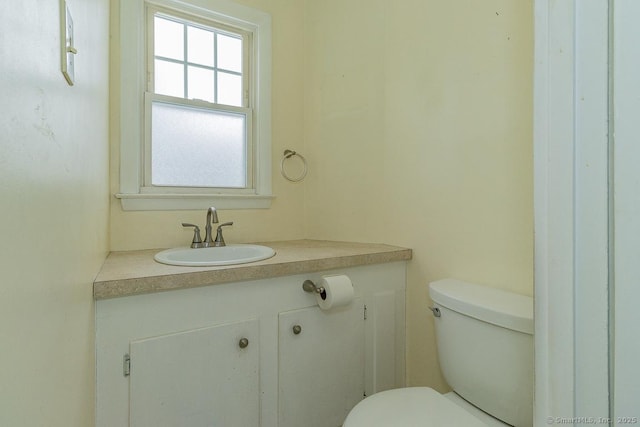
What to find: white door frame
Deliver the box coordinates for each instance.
[534,0,610,424]
[611,0,640,421]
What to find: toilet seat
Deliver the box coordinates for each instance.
[343,387,488,427]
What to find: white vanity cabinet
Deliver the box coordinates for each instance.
[278,301,365,427]
[129,319,260,427]
[96,261,406,427]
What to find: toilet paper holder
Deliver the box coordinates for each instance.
[302,279,326,298]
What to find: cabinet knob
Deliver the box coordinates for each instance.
[292,325,302,335]
[238,337,249,348]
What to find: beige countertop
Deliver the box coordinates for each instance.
[94,240,412,299]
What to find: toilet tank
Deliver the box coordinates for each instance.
[429,279,533,427]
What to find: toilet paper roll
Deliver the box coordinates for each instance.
[316,275,354,310]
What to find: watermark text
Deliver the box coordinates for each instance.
[546,416,638,425]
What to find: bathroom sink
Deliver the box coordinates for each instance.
[154,244,276,267]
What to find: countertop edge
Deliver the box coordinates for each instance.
[94,242,411,300]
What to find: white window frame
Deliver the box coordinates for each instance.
[116,0,272,210]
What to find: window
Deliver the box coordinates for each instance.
[147,8,252,189]
[116,0,272,210]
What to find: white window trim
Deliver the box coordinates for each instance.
[116,0,272,211]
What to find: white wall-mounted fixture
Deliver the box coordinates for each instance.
[60,0,76,85]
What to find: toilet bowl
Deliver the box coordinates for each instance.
[344,279,534,427]
[343,387,495,427]
[444,391,512,426]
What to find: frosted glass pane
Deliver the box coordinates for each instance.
[155,60,184,98]
[188,66,215,103]
[151,102,247,188]
[217,34,242,73]
[217,72,242,107]
[154,17,184,60]
[187,26,214,67]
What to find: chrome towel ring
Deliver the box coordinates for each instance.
[280,149,308,182]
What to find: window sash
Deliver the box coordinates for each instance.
[147,6,250,105]
[142,93,254,194]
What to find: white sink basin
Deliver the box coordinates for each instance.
[154,244,276,267]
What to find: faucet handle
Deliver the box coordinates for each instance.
[182,223,204,248]
[214,222,234,247]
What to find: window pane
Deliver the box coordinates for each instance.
[187,26,214,67]
[188,66,215,103]
[154,17,184,60]
[151,101,247,188]
[154,60,184,98]
[217,34,242,73]
[217,72,242,107]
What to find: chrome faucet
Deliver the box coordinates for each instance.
[203,207,219,247]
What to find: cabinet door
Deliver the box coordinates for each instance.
[278,301,365,427]
[129,319,259,427]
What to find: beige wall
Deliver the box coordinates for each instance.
[303,0,534,390]
[0,0,110,425]
[109,0,307,251]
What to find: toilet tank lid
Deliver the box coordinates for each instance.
[429,279,533,334]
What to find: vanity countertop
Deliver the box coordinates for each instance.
[94,239,412,299]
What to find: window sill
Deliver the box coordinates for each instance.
[115,193,274,211]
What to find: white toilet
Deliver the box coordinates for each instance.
[344,278,534,427]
